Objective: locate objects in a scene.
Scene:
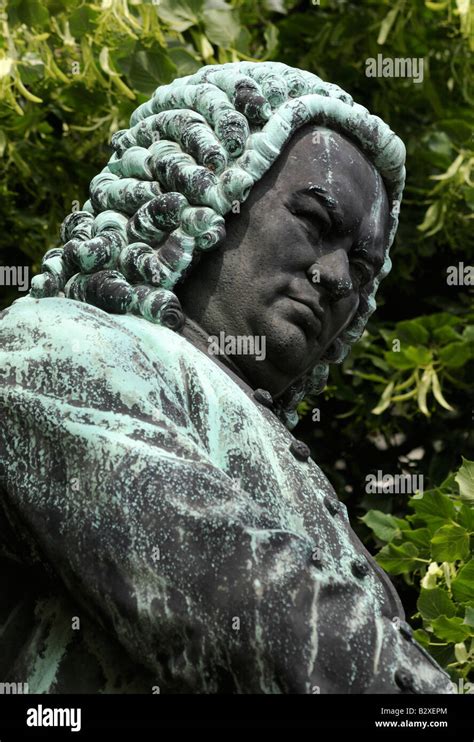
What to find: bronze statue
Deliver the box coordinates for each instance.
[0,62,452,694]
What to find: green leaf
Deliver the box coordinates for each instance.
[119,44,177,94]
[439,341,472,368]
[167,47,202,76]
[454,642,469,663]
[431,152,465,181]
[431,369,454,411]
[455,458,474,503]
[431,523,470,562]
[203,8,242,48]
[351,371,388,383]
[376,541,420,575]
[462,325,474,341]
[452,561,474,603]
[371,380,394,414]
[457,502,474,531]
[417,366,432,416]
[412,628,431,647]
[264,23,280,56]
[69,5,99,37]
[18,60,45,86]
[156,0,203,32]
[425,1,450,11]
[418,201,444,235]
[418,313,462,331]
[192,31,215,61]
[405,346,433,366]
[428,643,456,669]
[432,326,463,344]
[263,0,287,13]
[369,355,391,372]
[463,605,474,627]
[394,319,430,346]
[417,587,456,621]
[425,131,454,162]
[384,350,418,370]
[403,528,431,550]
[361,510,403,543]
[410,490,456,531]
[377,4,400,45]
[438,472,458,492]
[9,0,49,28]
[431,615,472,643]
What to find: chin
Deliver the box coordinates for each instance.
[266,324,320,385]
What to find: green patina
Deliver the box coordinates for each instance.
[28,61,406,427]
[1,63,450,696]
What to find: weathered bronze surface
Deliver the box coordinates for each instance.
[0,62,452,694]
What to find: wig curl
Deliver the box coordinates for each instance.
[30,61,406,429]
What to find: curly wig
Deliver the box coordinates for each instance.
[30,61,406,428]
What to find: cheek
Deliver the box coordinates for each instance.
[241,217,311,294]
[331,292,360,332]
[251,207,313,264]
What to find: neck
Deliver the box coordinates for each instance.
[180,317,254,388]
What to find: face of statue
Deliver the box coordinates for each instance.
[176,125,391,398]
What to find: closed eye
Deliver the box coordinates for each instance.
[291,209,331,242]
[350,259,373,286]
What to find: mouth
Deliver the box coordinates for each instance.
[286,294,323,335]
[287,293,324,321]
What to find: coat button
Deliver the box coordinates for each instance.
[399,620,413,641]
[351,560,370,578]
[253,388,274,408]
[290,440,311,461]
[394,668,418,693]
[324,496,340,515]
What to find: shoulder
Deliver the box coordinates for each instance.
[0,297,247,421]
[0,297,179,410]
[1,296,151,354]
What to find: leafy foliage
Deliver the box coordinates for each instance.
[300,311,474,422]
[363,459,474,684]
[0,0,473,679]
[0,0,278,308]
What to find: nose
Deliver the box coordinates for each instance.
[307,249,353,301]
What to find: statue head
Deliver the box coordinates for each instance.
[30,61,405,428]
